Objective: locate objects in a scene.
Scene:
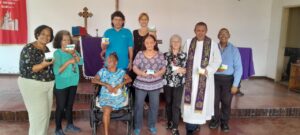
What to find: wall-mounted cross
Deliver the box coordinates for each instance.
[78,7,93,29]
[115,0,119,11]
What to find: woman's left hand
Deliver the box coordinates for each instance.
[176,67,186,74]
[42,59,55,66]
[152,72,161,78]
[65,49,75,54]
[112,87,119,94]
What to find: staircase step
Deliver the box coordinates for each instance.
[2,101,300,122]
[2,76,300,122]
[0,102,90,121]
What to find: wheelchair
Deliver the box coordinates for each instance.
[89,85,134,135]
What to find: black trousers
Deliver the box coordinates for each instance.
[213,75,234,124]
[164,85,183,128]
[54,86,77,130]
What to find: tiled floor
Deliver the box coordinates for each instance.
[1,118,300,135]
[1,76,300,112]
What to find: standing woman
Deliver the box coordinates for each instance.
[18,25,55,135]
[133,35,167,135]
[132,12,156,59]
[52,30,83,135]
[164,34,187,135]
[131,12,157,109]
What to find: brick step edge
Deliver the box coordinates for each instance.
[2,108,300,121]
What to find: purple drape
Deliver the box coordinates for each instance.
[81,36,104,78]
[238,47,255,80]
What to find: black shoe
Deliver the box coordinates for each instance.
[195,125,200,131]
[64,124,81,133]
[209,119,219,129]
[221,123,230,132]
[186,130,193,135]
[172,128,180,135]
[166,121,173,129]
[186,126,200,135]
[55,129,65,135]
[236,91,244,96]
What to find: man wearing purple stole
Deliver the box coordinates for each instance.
[181,22,222,135]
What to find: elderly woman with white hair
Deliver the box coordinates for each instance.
[163,34,187,135]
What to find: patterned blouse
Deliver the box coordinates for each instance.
[97,68,127,110]
[164,51,187,87]
[19,43,54,82]
[133,51,167,91]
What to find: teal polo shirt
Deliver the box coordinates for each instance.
[103,28,133,69]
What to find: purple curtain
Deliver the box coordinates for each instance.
[81,36,104,78]
[238,47,255,80]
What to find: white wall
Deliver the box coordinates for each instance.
[266,0,300,80]
[121,0,272,77]
[1,0,274,77]
[0,0,115,73]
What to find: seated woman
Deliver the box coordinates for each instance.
[91,52,132,135]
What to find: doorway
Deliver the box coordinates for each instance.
[277,7,300,86]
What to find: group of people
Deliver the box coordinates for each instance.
[17,10,242,135]
[92,11,243,135]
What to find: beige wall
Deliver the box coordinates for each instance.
[0,0,277,76]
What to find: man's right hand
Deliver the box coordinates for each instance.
[101,43,108,50]
[217,68,225,72]
[100,50,106,60]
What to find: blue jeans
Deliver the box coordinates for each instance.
[134,89,160,129]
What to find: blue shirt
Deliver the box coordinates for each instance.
[103,28,133,69]
[215,43,243,87]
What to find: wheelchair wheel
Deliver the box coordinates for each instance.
[92,121,97,135]
[90,98,95,127]
[89,109,94,128]
[127,110,134,135]
[127,121,133,135]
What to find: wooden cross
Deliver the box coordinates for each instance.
[115,0,119,11]
[78,7,93,29]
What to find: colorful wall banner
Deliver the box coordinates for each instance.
[0,0,27,44]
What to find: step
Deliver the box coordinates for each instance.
[3,101,300,122]
[2,76,300,121]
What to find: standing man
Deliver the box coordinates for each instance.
[182,22,222,135]
[209,28,242,132]
[101,11,133,70]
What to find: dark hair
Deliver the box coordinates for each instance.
[218,28,230,38]
[53,30,73,49]
[34,25,54,42]
[141,34,159,51]
[108,52,119,61]
[194,22,208,31]
[111,11,125,27]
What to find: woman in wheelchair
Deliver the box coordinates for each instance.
[91,52,132,135]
